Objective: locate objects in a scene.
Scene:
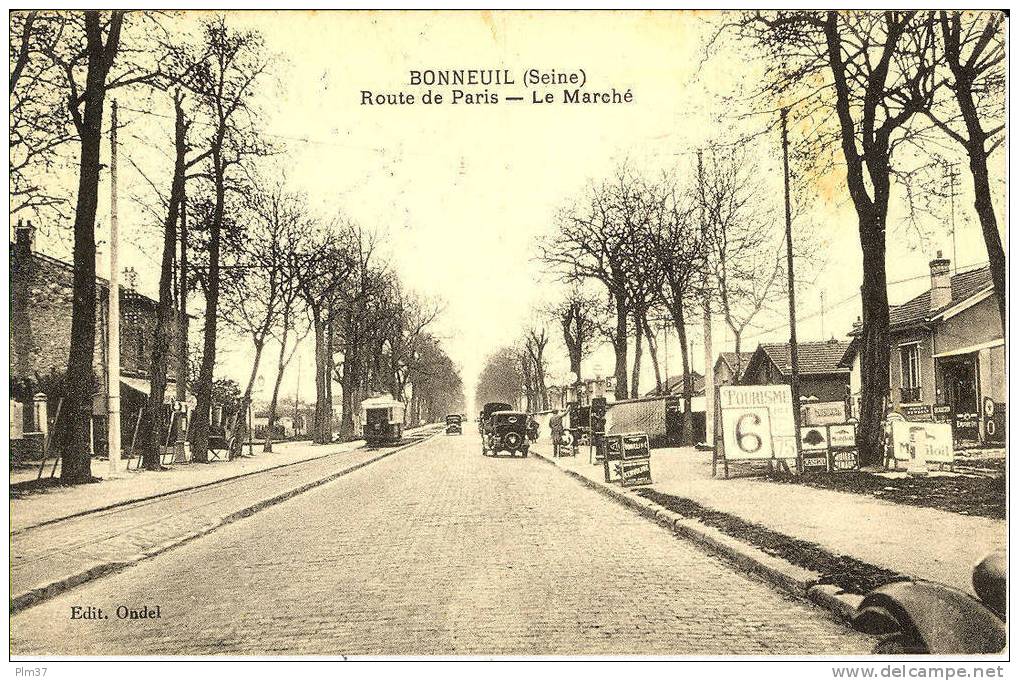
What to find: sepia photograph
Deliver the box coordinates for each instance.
[7,6,1009,667]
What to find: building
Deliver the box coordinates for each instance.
[713,351,754,389]
[741,340,852,402]
[840,255,1004,444]
[10,220,189,454]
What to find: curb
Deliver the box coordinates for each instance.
[11,432,437,615]
[530,446,863,624]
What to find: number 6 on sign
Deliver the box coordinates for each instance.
[722,407,774,460]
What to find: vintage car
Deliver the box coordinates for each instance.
[482,410,530,457]
[479,401,513,434]
[445,414,463,435]
[359,395,406,446]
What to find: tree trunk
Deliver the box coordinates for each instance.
[669,298,693,445]
[942,13,1006,331]
[263,327,289,453]
[612,291,629,399]
[856,213,891,466]
[142,93,186,470]
[312,312,329,444]
[233,336,266,457]
[561,308,583,380]
[642,317,663,395]
[60,12,123,483]
[630,310,642,399]
[190,144,226,464]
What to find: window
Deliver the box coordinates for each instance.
[900,343,922,403]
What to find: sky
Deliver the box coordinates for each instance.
[21,10,1006,411]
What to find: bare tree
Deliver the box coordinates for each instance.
[295,219,355,444]
[539,164,647,399]
[523,327,550,410]
[220,181,298,456]
[176,15,272,462]
[924,11,1005,328]
[10,11,75,220]
[140,90,210,469]
[545,287,599,382]
[732,10,937,464]
[44,11,160,483]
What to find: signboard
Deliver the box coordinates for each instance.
[932,404,952,423]
[889,421,954,465]
[801,401,847,427]
[799,426,829,452]
[827,424,857,449]
[718,385,796,461]
[802,454,829,471]
[983,398,1005,444]
[618,458,653,487]
[603,434,623,482]
[829,449,860,471]
[954,411,979,433]
[900,404,934,422]
[621,433,650,460]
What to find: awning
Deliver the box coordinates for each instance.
[120,376,198,408]
[933,339,1004,359]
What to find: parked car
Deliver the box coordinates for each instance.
[482,410,529,457]
[479,401,513,434]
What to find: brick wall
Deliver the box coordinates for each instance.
[10,244,181,390]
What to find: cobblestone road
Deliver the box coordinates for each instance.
[11,433,873,656]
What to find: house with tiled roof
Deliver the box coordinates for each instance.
[740,339,852,403]
[10,220,192,456]
[839,253,1004,444]
[713,351,755,389]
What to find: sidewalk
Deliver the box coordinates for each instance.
[531,442,1005,597]
[11,438,366,533]
[11,427,440,613]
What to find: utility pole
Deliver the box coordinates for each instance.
[108,100,121,476]
[177,181,188,403]
[820,290,826,339]
[698,149,715,448]
[781,107,803,474]
[948,162,959,274]
[294,346,301,437]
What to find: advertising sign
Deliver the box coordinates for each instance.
[603,434,623,482]
[829,449,860,471]
[983,398,1005,444]
[801,401,847,427]
[932,404,952,422]
[718,385,796,461]
[889,421,954,464]
[827,424,857,449]
[621,432,650,460]
[799,426,829,452]
[618,459,653,487]
[900,404,934,422]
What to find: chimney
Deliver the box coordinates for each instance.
[929,250,952,311]
[14,219,35,259]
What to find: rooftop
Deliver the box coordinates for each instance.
[888,265,993,329]
[756,340,852,376]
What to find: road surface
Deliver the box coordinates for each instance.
[11,432,873,655]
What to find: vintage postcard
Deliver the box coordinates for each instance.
[8,7,1008,667]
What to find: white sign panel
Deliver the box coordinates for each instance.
[889,421,954,464]
[719,385,796,461]
[828,424,857,448]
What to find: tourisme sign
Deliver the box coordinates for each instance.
[718,385,796,462]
